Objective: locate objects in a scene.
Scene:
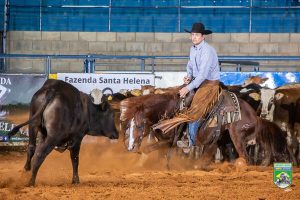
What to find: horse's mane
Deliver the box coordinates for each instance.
[119,93,178,121]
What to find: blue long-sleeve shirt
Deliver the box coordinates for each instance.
[186,40,220,91]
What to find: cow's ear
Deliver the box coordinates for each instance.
[248,92,260,101]
[275,92,284,100]
[261,77,269,84]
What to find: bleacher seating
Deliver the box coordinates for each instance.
[2,0,300,32]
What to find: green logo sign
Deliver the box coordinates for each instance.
[273,163,292,189]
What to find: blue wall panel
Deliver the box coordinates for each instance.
[111,8,178,32]
[111,0,178,7]
[0,2,4,31]
[252,8,300,33]
[40,7,109,31]
[5,0,300,32]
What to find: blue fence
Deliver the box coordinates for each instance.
[1,54,300,75]
[1,0,300,32]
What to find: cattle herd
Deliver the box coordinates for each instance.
[8,76,300,186]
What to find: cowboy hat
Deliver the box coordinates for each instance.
[184,22,212,35]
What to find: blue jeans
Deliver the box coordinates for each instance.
[188,120,202,146]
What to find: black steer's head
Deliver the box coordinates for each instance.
[88,98,119,140]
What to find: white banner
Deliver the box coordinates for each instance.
[57,73,155,94]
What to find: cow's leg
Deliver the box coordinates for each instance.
[297,142,300,166]
[254,144,260,165]
[24,126,40,171]
[287,145,298,166]
[261,148,272,166]
[24,144,35,171]
[29,136,56,186]
[69,138,83,184]
[247,145,254,165]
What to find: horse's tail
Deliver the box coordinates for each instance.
[8,89,55,140]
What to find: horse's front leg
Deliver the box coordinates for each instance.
[228,124,249,162]
[143,139,171,154]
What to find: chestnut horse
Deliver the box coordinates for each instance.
[120,92,186,152]
[195,90,262,163]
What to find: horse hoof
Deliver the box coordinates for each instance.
[235,158,247,172]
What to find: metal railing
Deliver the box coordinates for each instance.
[1,54,300,75]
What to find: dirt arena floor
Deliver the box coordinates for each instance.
[0,136,299,200]
[1,108,299,199]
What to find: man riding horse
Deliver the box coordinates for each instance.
[153,22,220,154]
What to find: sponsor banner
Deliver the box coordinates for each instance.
[0,74,47,144]
[274,163,292,189]
[155,72,300,89]
[57,73,155,94]
[57,72,300,93]
[0,74,47,105]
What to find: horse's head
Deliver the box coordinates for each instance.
[123,106,148,152]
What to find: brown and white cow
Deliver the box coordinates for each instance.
[260,84,300,165]
[242,75,269,87]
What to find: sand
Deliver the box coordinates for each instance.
[0,137,299,200]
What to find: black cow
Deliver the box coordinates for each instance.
[255,119,295,166]
[8,79,118,186]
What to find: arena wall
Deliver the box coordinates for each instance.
[6,31,300,73]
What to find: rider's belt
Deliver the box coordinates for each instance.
[202,79,219,85]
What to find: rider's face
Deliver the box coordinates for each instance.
[190,33,205,45]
